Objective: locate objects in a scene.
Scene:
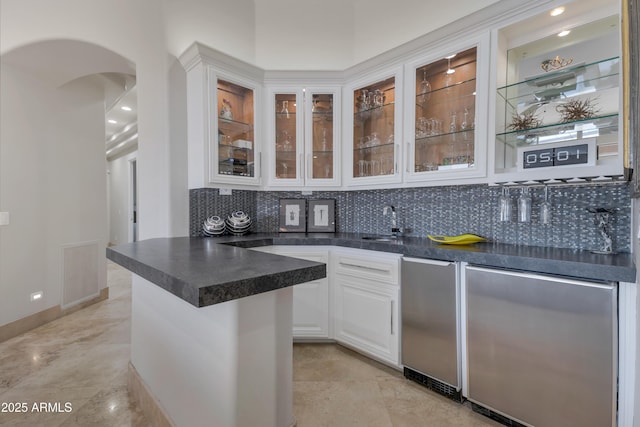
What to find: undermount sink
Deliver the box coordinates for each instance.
[361,236,396,242]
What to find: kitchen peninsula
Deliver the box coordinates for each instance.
[107,237,326,427]
[107,234,635,427]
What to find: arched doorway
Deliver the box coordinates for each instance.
[0,39,136,336]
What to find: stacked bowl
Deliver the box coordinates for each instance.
[202,216,226,237]
[225,211,252,235]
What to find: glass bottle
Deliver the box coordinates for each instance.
[419,69,432,106]
[281,100,290,119]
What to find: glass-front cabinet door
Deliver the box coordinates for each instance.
[267,86,340,187]
[346,67,402,185]
[216,79,257,181]
[272,91,303,184]
[491,7,622,183]
[305,89,340,186]
[405,39,488,183]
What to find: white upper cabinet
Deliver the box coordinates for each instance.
[404,35,490,184]
[344,66,404,187]
[489,1,623,183]
[180,43,263,189]
[266,85,341,188]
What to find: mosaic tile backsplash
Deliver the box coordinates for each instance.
[190,182,632,253]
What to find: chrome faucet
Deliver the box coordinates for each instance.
[383,205,401,237]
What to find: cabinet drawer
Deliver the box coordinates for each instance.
[332,249,400,285]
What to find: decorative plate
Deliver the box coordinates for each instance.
[427,234,487,245]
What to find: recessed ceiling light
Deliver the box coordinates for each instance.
[108,119,117,124]
[445,54,456,59]
[557,30,571,37]
[550,7,565,17]
[120,106,132,111]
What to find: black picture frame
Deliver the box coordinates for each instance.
[278,199,306,232]
[307,199,336,233]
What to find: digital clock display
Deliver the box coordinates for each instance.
[522,143,590,169]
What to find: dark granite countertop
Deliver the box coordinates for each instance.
[106,237,326,307]
[220,232,636,283]
[107,233,635,308]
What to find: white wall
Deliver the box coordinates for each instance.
[253,0,355,70]
[351,0,502,64]
[163,0,256,63]
[0,64,108,324]
[0,64,50,322]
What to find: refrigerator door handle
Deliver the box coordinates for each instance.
[403,257,452,267]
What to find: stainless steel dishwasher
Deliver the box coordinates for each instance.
[401,257,461,400]
[466,265,617,427]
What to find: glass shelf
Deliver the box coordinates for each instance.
[496,113,618,147]
[416,129,475,144]
[353,141,395,152]
[416,78,477,108]
[354,102,395,121]
[276,112,297,119]
[497,57,619,103]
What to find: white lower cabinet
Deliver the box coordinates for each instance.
[333,275,399,366]
[251,246,401,366]
[332,248,401,367]
[271,246,331,340]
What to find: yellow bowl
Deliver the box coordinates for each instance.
[427,234,487,245]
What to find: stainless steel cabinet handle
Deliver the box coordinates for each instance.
[403,257,452,267]
[390,300,394,335]
[338,261,391,273]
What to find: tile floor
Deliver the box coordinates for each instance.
[0,261,500,427]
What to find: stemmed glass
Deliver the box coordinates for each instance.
[499,187,512,222]
[282,130,292,151]
[321,127,328,151]
[539,186,552,225]
[518,187,532,223]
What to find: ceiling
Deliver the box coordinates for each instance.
[105,85,138,160]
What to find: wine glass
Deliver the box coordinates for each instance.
[518,187,532,223]
[321,127,328,151]
[499,187,512,222]
[540,186,552,225]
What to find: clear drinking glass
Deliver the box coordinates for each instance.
[518,187,532,223]
[499,187,512,222]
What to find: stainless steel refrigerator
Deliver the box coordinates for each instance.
[465,266,617,427]
[401,258,461,400]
